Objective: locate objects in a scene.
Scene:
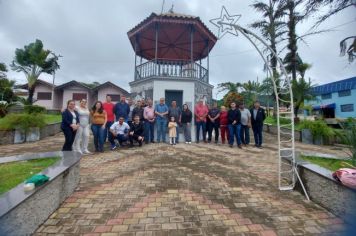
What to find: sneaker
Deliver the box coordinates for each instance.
[238,145,242,149]
[151,141,155,143]
[229,144,233,148]
[111,145,117,151]
[185,142,188,144]
[83,150,92,155]
[188,142,191,144]
[258,145,263,149]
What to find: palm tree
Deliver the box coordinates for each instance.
[241,80,262,106]
[217,82,243,94]
[11,39,60,104]
[250,0,287,78]
[292,62,314,118]
[261,77,275,116]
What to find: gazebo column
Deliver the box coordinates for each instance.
[134,35,138,80]
[206,40,210,83]
[155,23,159,76]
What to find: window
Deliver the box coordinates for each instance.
[338,90,351,97]
[37,92,52,100]
[340,104,354,112]
[72,93,87,101]
[107,94,120,102]
[321,93,332,99]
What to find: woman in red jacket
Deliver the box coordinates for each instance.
[219,106,229,144]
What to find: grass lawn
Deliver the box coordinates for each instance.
[301,155,354,171]
[0,157,60,195]
[0,114,61,130]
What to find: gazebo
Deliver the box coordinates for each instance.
[127,11,217,109]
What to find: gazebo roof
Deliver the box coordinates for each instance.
[127,12,217,61]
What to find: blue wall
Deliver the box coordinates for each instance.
[305,88,356,118]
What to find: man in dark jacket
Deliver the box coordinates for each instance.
[113,96,130,122]
[129,115,145,147]
[250,101,266,148]
[132,100,144,122]
[228,102,242,148]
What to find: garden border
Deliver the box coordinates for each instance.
[0,151,81,236]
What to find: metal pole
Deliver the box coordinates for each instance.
[52,72,55,109]
[134,36,137,80]
[207,40,210,83]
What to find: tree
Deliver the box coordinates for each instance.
[292,62,314,118]
[222,92,244,108]
[250,0,287,78]
[11,39,60,104]
[217,82,243,94]
[340,36,356,63]
[80,81,101,89]
[241,80,262,107]
[305,0,356,28]
[260,77,275,115]
[0,63,7,79]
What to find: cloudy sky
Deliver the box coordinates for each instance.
[0,0,355,99]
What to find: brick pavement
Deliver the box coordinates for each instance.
[19,133,349,236]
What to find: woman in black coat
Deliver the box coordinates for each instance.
[181,104,192,144]
[61,100,80,151]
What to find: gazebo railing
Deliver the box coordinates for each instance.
[135,59,208,83]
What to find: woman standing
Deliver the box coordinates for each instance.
[61,100,80,151]
[90,101,107,152]
[73,99,91,154]
[181,104,192,144]
[219,106,229,144]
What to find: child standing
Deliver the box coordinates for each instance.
[168,116,177,145]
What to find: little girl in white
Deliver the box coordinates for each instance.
[168,116,177,145]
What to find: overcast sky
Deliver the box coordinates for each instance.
[0,0,355,99]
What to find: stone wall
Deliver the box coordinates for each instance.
[295,161,356,226]
[0,122,61,145]
[0,152,81,236]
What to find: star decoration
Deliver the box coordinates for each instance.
[210,6,241,39]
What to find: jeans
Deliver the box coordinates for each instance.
[240,125,250,145]
[91,124,105,152]
[176,125,180,143]
[228,124,241,146]
[182,123,192,142]
[207,122,219,142]
[62,128,76,151]
[114,134,129,145]
[156,119,167,142]
[144,121,155,142]
[252,124,263,146]
[196,121,206,142]
[105,121,115,145]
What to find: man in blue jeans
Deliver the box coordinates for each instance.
[154,98,168,143]
[250,101,266,148]
[228,102,242,148]
[109,117,130,150]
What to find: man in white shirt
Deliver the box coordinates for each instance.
[239,103,251,146]
[110,116,130,150]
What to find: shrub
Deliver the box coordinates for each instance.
[24,105,46,114]
[0,101,13,117]
[336,119,356,166]
[0,113,46,131]
[299,119,335,141]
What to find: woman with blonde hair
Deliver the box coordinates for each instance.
[219,105,229,144]
[73,99,91,154]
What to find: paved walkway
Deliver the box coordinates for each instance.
[1,133,350,235]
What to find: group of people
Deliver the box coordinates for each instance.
[61,95,266,153]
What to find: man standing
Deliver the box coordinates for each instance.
[168,100,182,143]
[127,98,135,127]
[239,103,251,146]
[132,100,144,122]
[109,116,130,150]
[143,99,155,144]
[207,102,220,144]
[113,96,130,122]
[155,98,169,143]
[194,99,209,143]
[129,115,145,147]
[250,101,266,148]
[228,102,242,148]
[102,95,115,149]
